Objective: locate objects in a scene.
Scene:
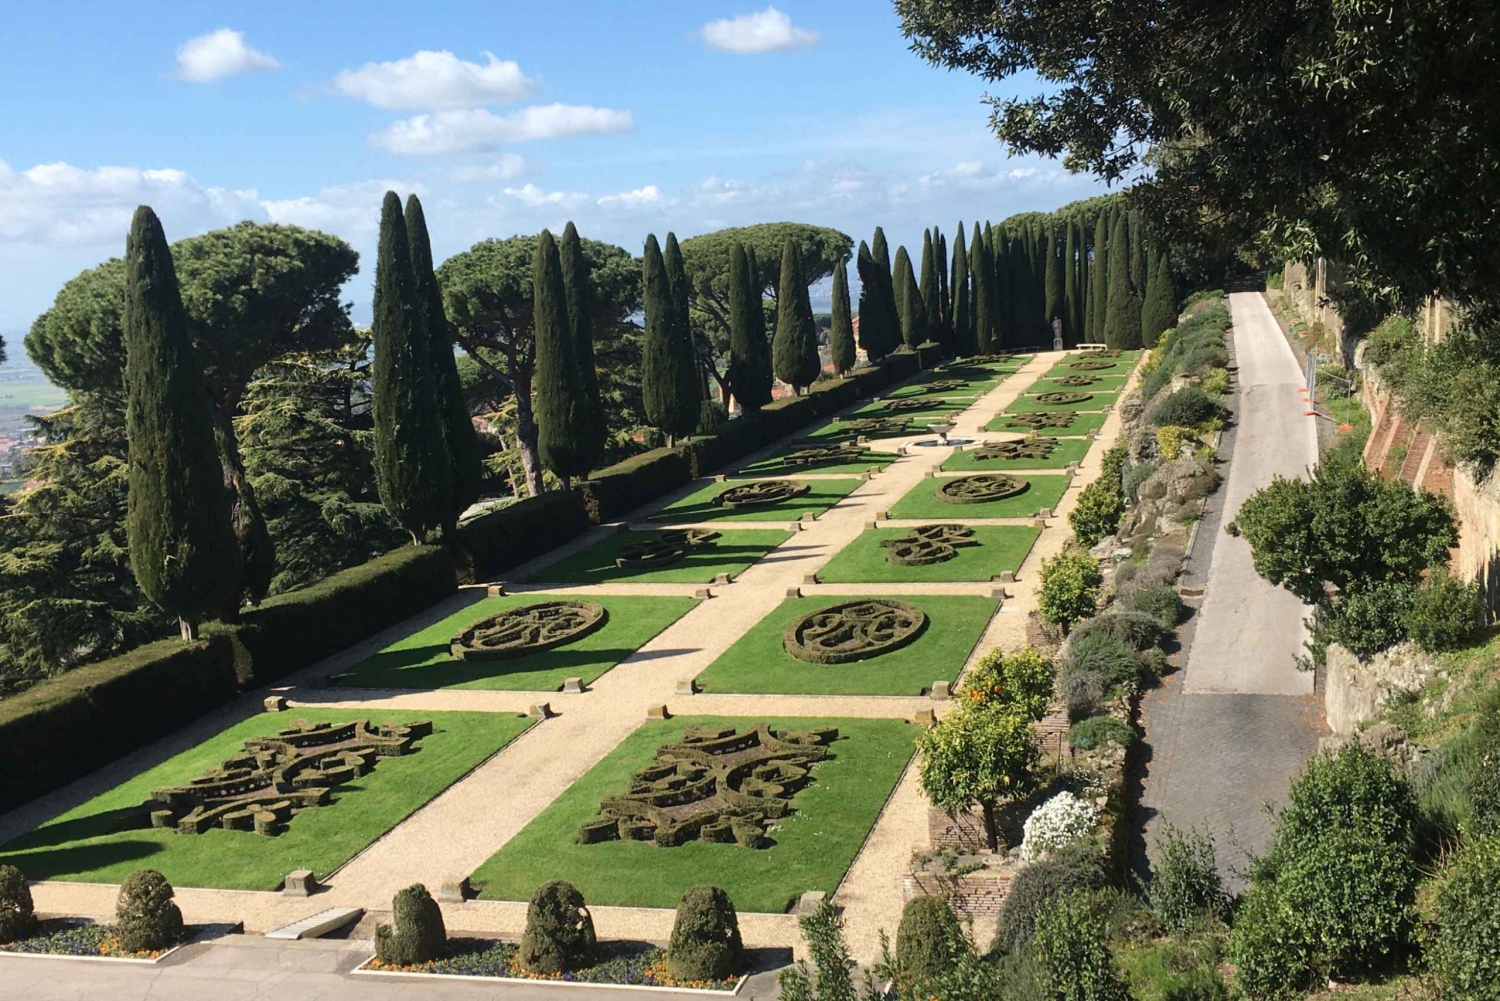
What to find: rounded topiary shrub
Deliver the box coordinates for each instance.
[1150,387,1218,428]
[114,869,183,953]
[1432,835,1500,1000]
[520,880,597,974]
[667,885,743,982]
[895,895,962,991]
[375,883,447,966]
[0,864,36,944]
[991,843,1106,957]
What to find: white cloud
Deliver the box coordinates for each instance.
[700,7,818,54]
[596,184,663,210]
[334,50,535,110]
[175,29,280,83]
[493,183,591,210]
[0,160,262,247]
[449,155,527,182]
[915,160,1063,190]
[371,104,633,155]
[259,179,426,236]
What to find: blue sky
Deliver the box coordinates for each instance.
[0,1,1108,333]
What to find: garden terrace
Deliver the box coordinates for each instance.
[985,410,1106,437]
[941,437,1092,472]
[1006,390,1123,413]
[650,478,862,524]
[886,473,1071,520]
[815,525,1041,583]
[531,528,794,585]
[731,443,897,477]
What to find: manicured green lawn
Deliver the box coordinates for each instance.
[693,594,997,695]
[1044,357,1137,378]
[805,419,922,441]
[652,478,863,523]
[470,715,917,912]
[733,445,896,477]
[886,473,1071,519]
[532,529,793,584]
[986,410,1106,437]
[941,436,1093,471]
[1027,374,1129,394]
[850,399,970,421]
[886,382,985,400]
[333,594,698,691]
[815,526,1041,583]
[1007,390,1121,413]
[0,709,531,890]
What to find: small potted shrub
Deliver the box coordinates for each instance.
[520,880,597,974]
[374,883,447,966]
[115,869,183,953]
[667,885,743,981]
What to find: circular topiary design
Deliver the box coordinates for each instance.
[615,530,719,569]
[882,398,931,412]
[451,600,607,661]
[1005,412,1077,430]
[713,480,811,508]
[784,599,927,664]
[974,438,1059,463]
[937,474,1029,504]
[1052,374,1100,387]
[916,379,966,395]
[843,417,912,437]
[882,524,979,566]
[778,444,867,469]
[1068,360,1117,371]
[1034,391,1093,405]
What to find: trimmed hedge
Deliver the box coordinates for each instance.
[578,447,694,524]
[758,395,819,440]
[452,491,590,583]
[0,635,238,814]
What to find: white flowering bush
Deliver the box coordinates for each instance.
[1018,790,1099,862]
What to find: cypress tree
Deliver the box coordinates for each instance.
[557,222,606,472]
[533,230,590,488]
[970,228,995,353]
[950,223,973,356]
[1129,209,1148,295]
[1104,213,1142,349]
[935,230,950,347]
[405,195,478,519]
[642,234,700,444]
[745,247,773,392]
[123,206,241,640]
[1073,218,1088,341]
[1043,226,1063,343]
[372,191,451,542]
[772,239,820,392]
[872,227,891,272]
[1063,221,1080,347]
[727,242,772,411]
[856,241,892,364]
[893,246,926,349]
[1141,245,1176,348]
[1090,211,1110,342]
[829,257,855,375]
[919,230,945,352]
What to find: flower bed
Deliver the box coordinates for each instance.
[361,938,744,992]
[0,918,180,962]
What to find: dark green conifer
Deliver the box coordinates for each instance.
[558,222,606,472]
[405,195,478,518]
[950,223,973,355]
[935,230,951,348]
[1141,245,1176,348]
[970,227,995,353]
[829,257,855,375]
[1090,211,1110,342]
[872,227,891,271]
[1063,221,1080,347]
[1104,213,1143,349]
[1129,209,1148,295]
[919,229,945,351]
[856,241,893,363]
[533,230,590,488]
[372,192,451,539]
[1072,218,1088,341]
[123,206,242,639]
[893,247,925,349]
[772,239,820,391]
[744,247,773,388]
[727,242,772,411]
[642,234,700,444]
[1044,226,1064,342]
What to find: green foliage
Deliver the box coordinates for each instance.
[917,701,1041,848]
[533,230,591,484]
[1311,581,1414,660]
[1370,317,1500,476]
[828,259,856,376]
[777,899,858,1001]
[1148,825,1227,932]
[1124,461,1157,504]
[557,222,607,475]
[773,239,821,391]
[951,223,974,354]
[1226,882,1311,1000]
[371,191,451,542]
[896,895,963,992]
[894,246,927,349]
[375,883,448,966]
[1058,668,1109,720]
[1141,246,1175,348]
[1466,690,1500,837]
[919,230,948,353]
[667,885,743,981]
[1038,551,1103,631]
[1070,479,1125,547]
[114,869,183,953]
[1064,630,1143,688]
[1407,570,1486,653]
[1103,214,1141,350]
[1064,221,1082,345]
[1149,387,1218,428]
[1032,892,1131,1001]
[962,646,1056,721]
[1120,585,1184,630]
[1271,743,1416,864]
[1067,715,1135,750]
[971,222,997,352]
[1198,368,1229,396]
[0,864,36,944]
[855,241,896,363]
[520,880,598,974]
[1044,226,1064,334]
[122,206,242,631]
[1433,835,1500,999]
[642,234,701,441]
[726,242,773,411]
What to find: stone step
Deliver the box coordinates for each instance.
[264,907,364,941]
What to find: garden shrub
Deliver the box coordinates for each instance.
[1161,968,1228,1001]
[579,447,694,524]
[1071,479,1125,547]
[114,869,184,953]
[1038,551,1103,632]
[1150,387,1219,429]
[1067,715,1135,750]
[1155,425,1198,461]
[1070,610,1169,652]
[1120,584,1183,630]
[1124,462,1156,504]
[1198,368,1229,396]
[375,883,447,966]
[520,880,598,974]
[1229,881,1313,1000]
[1020,790,1101,861]
[1312,581,1414,660]
[991,843,1107,957]
[962,646,1054,721]
[1148,825,1227,932]
[0,864,36,944]
[1432,835,1500,1000]
[1268,742,1416,866]
[667,885,743,982]
[777,898,858,1001]
[1064,631,1142,689]
[1465,690,1500,837]
[1100,444,1129,486]
[1059,669,1109,720]
[1405,570,1485,653]
[1032,892,1131,1001]
[451,490,590,582]
[895,895,963,992]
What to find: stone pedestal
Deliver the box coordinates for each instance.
[283,870,318,897]
[263,696,288,713]
[562,678,585,694]
[930,681,951,701]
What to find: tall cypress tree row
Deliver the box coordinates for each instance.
[532,230,590,488]
[558,222,605,472]
[919,230,947,353]
[727,242,773,411]
[856,241,893,363]
[1104,213,1142,349]
[970,227,995,353]
[1090,211,1110,342]
[1129,209,1148,296]
[1141,245,1176,348]
[642,234,700,444]
[893,246,926,349]
[829,257,856,376]
[950,223,973,356]
[405,195,478,519]
[772,239,820,392]
[123,206,242,640]
[745,246,773,390]
[1062,222,1080,347]
[1043,226,1064,342]
[1072,218,1089,341]
[372,191,451,542]
[935,229,950,346]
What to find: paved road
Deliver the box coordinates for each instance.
[1135,292,1325,889]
